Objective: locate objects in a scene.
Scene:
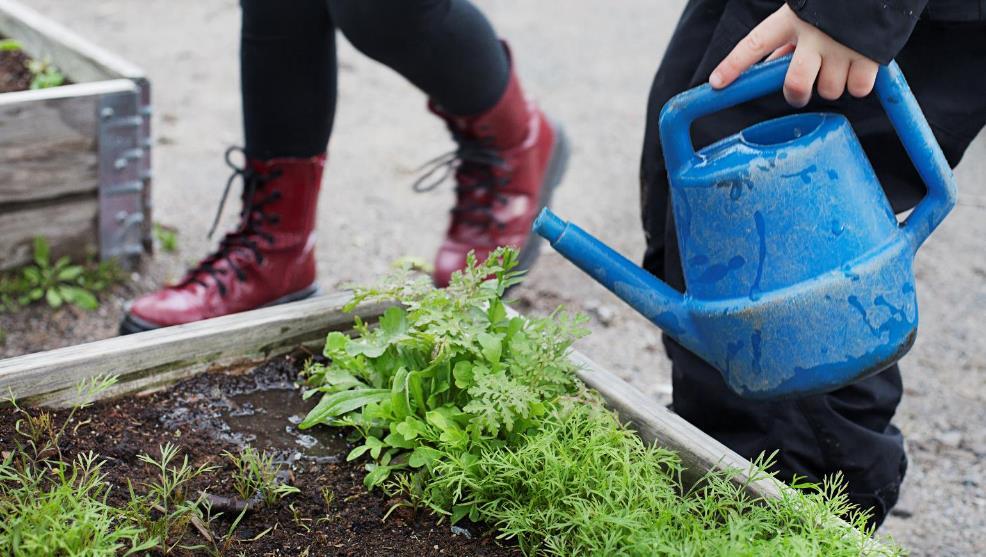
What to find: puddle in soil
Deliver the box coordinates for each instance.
[222,388,349,463]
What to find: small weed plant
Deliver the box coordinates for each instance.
[26,57,65,89]
[223,446,300,506]
[154,223,180,253]
[123,442,216,555]
[0,237,123,313]
[302,247,904,556]
[0,376,156,555]
[0,452,155,556]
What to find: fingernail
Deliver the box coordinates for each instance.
[710,71,724,88]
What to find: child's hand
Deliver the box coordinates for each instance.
[709,4,879,107]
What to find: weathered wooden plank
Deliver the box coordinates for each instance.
[0,89,99,204]
[0,0,144,83]
[0,292,394,407]
[0,195,98,271]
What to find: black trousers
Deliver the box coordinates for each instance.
[240,0,510,159]
[640,0,986,527]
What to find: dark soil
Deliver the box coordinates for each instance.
[0,41,32,93]
[0,353,520,556]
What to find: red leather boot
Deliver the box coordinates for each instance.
[424,46,569,287]
[120,149,324,334]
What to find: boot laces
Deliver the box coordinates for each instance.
[183,147,282,296]
[412,132,512,229]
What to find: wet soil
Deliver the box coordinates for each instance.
[0,353,520,556]
[0,40,31,93]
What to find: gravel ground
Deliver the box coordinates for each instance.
[3,1,984,555]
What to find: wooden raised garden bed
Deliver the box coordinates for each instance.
[0,291,891,554]
[0,0,151,271]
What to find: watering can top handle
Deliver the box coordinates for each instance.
[658,55,957,250]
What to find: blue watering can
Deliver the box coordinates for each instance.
[534,56,957,400]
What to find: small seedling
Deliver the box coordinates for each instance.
[0,238,124,315]
[223,447,299,506]
[154,223,179,253]
[126,443,217,555]
[10,374,117,462]
[27,57,65,89]
[19,237,97,309]
[0,38,21,51]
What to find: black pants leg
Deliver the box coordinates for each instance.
[241,0,337,159]
[640,0,986,528]
[239,0,509,160]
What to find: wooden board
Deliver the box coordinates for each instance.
[0,292,394,407]
[0,0,144,83]
[0,87,101,205]
[0,195,98,271]
[0,80,138,270]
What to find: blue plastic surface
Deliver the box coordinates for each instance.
[534,56,957,399]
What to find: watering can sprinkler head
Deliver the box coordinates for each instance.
[535,56,956,400]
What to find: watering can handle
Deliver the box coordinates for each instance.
[659,55,956,251]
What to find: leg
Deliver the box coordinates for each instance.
[330,0,570,286]
[123,0,336,332]
[329,0,508,116]
[242,0,337,158]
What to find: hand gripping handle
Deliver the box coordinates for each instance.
[658,55,956,251]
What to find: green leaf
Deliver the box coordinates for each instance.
[0,39,22,52]
[323,331,349,355]
[407,372,426,412]
[488,297,507,326]
[45,288,62,308]
[33,237,49,267]
[346,337,387,358]
[317,368,365,391]
[477,332,502,364]
[395,417,429,440]
[346,444,372,462]
[379,306,409,337]
[60,286,98,310]
[57,265,84,282]
[451,504,472,524]
[365,436,385,459]
[300,389,389,429]
[383,430,415,450]
[22,268,42,286]
[363,464,392,488]
[408,446,443,469]
[453,361,474,389]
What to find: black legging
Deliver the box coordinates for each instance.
[241,0,510,159]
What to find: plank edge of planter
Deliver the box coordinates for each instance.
[0,292,393,407]
[0,78,137,106]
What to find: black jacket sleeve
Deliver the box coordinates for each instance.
[785,0,927,64]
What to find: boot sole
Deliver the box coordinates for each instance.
[513,120,571,281]
[118,283,323,336]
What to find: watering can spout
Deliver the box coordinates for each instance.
[533,208,697,342]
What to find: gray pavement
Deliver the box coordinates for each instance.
[24,1,986,554]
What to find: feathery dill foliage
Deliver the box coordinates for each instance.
[301,247,903,556]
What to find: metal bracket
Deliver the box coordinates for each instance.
[97,87,145,265]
